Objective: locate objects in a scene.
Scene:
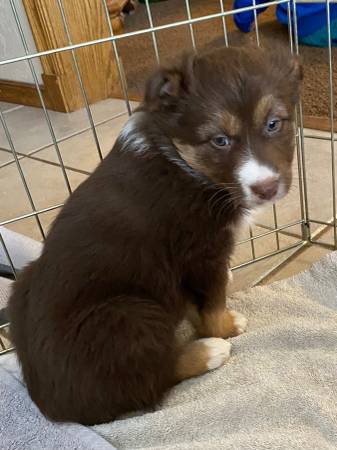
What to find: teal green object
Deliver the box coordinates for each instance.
[299,19,337,47]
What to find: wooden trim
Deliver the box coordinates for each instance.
[0,79,43,109]
[0,0,124,112]
[112,91,142,103]
[303,115,337,133]
[41,73,73,112]
[0,78,78,113]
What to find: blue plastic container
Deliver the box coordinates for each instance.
[233,1,337,47]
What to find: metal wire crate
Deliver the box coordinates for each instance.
[0,0,336,354]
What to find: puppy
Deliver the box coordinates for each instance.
[8,46,302,425]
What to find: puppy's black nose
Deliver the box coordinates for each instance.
[251,177,279,201]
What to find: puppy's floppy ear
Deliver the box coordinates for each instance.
[144,53,196,110]
[286,54,303,103]
[265,43,303,83]
[288,54,303,82]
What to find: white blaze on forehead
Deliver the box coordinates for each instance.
[236,157,278,193]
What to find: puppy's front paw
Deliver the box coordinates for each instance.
[201,337,232,370]
[198,308,247,338]
[228,310,248,335]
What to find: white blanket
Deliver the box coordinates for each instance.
[0,352,115,450]
[93,252,337,450]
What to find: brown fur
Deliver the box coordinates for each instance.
[8,46,302,425]
[221,111,242,136]
[197,309,238,339]
[253,95,289,127]
[174,141,212,177]
[198,111,241,140]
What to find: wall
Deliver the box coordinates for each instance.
[0,0,43,84]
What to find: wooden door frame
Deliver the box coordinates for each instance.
[0,0,123,112]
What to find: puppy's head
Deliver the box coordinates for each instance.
[144,46,302,209]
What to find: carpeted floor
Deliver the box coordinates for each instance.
[116,0,337,130]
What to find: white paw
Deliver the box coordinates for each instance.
[227,269,234,283]
[229,310,248,335]
[200,337,231,370]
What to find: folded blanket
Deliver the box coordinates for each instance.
[0,276,11,311]
[0,351,115,450]
[0,226,42,278]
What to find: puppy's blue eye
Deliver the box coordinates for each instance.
[212,135,231,148]
[266,119,282,133]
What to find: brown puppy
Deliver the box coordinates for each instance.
[8,46,302,425]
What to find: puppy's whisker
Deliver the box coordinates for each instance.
[208,185,240,202]
[208,188,228,204]
[208,191,230,214]
[208,190,229,216]
[204,183,239,197]
[207,192,227,214]
[217,196,241,222]
[210,191,242,220]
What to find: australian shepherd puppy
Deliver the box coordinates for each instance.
[8,46,302,425]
